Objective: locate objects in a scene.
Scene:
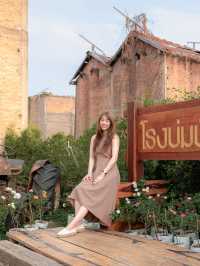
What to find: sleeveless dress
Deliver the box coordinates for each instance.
[68,136,121,227]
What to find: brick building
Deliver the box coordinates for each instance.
[29,92,75,138]
[70,31,200,137]
[0,0,28,143]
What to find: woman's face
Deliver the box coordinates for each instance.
[99,115,111,131]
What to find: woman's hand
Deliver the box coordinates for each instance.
[93,173,105,184]
[83,174,93,183]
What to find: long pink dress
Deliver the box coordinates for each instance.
[68,136,120,227]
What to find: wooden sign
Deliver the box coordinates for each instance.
[128,99,200,181]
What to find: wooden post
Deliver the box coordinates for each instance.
[128,101,143,181]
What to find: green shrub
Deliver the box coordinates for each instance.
[0,207,7,240]
[4,119,128,193]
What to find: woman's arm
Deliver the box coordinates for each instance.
[87,135,96,176]
[103,134,120,174]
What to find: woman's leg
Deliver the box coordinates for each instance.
[75,199,81,215]
[66,205,88,230]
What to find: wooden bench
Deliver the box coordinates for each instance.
[110,180,171,230]
[116,179,171,204]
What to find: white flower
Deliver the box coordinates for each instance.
[134,188,139,192]
[13,193,21,199]
[142,188,146,192]
[11,190,16,195]
[8,202,16,209]
[187,197,192,200]
[1,196,6,200]
[29,189,33,193]
[164,196,167,199]
[132,181,137,188]
[157,194,160,198]
[146,187,150,192]
[11,202,16,209]
[63,203,67,208]
[125,198,130,204]
[137,192,141,197]
[116,209,120,214]
[5,187,12,192]
[148,196,153,199]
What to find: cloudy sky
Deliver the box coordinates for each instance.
[29,0,200,96]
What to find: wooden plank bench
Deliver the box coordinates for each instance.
[0,240,62,266]
[117,179,170,202]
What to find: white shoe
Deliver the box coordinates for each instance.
[76,224,86,232]
[57,227,77,237]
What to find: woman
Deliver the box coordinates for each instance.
[57,112,120,237]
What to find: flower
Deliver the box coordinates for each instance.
[187,197,192,200]
[156,194,160,198]
[11,190,16,195]
[180,212,187,218]
[134,202,140,207]
[148,196,153,199]
[42,191,47,199]
[8,202,16,209]
[33,195,39,200]
[125,198,130,204]
[146,187,150,192]
[134,188,139,192]
[163,196,167,199]
[132,181,137,188]
[142,188,146,192]
[29,189,33,193]
[169,208,177,215]
[13,193,21,199]
[63,203,67,208]
[5,187,12,192]
[116,209,120,214]
[137,192,141,197]
[1,195,6,200]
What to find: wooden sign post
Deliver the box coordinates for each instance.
[128,99,200,181]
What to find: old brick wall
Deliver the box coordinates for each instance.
[109,39,165,118]
[134,40,165,100]
[0,0,28,143]
[75,42,165,137]
[28,95,45,134]
[110,58,129,118]
[75,59,110,137]
[29,95,75,138]
[166,55,200,99]
[74,36,200,137]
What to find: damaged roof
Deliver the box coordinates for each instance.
[70,31,200,85]
[69,51,110,85]
[111,31,200,65]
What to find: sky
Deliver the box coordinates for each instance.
[29,0,200,97]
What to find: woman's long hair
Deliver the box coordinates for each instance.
[93,112,115,156]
